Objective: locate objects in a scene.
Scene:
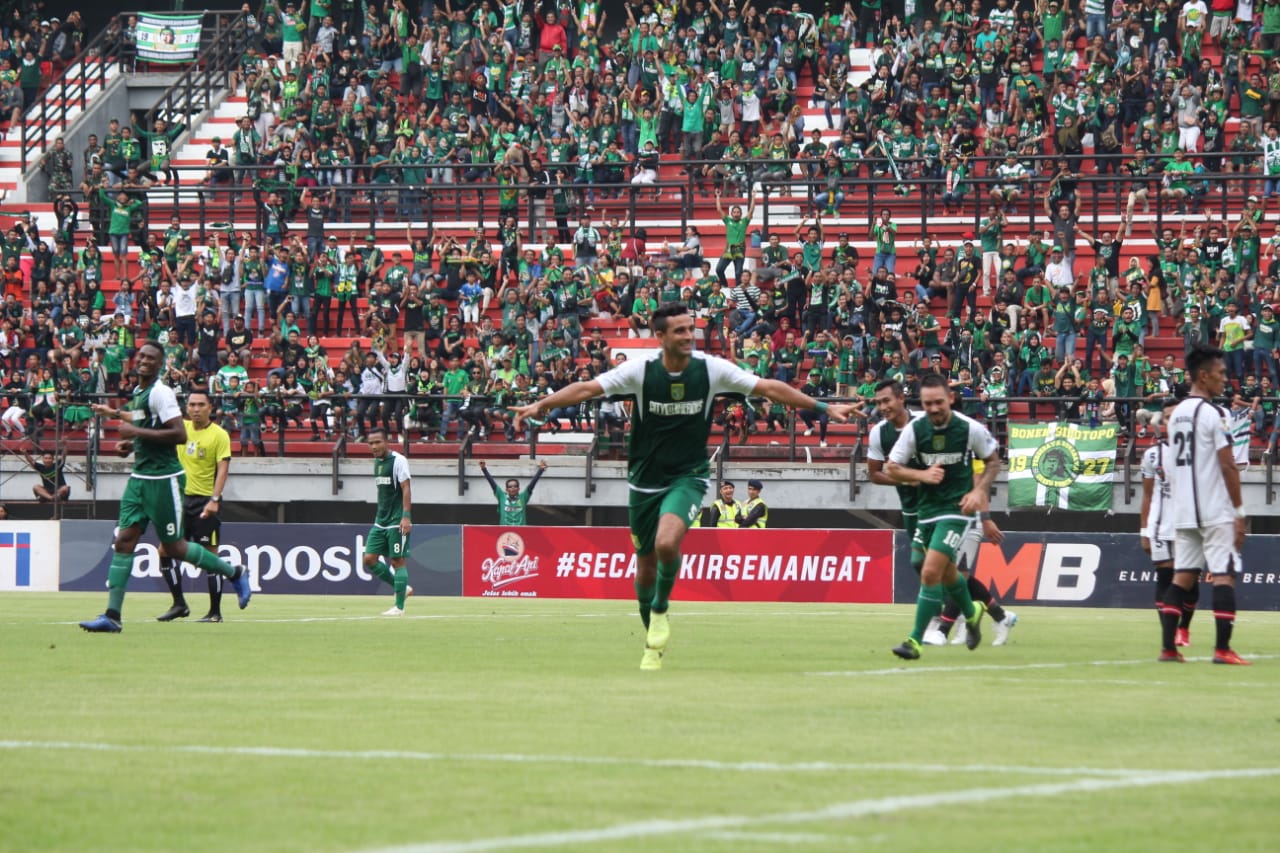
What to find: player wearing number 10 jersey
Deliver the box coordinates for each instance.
[886,374,1001,660]
[1160,345,1249,664]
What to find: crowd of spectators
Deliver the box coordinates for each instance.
[16,0,1280,453]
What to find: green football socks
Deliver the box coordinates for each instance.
[635,580,654,629]
[944,575,978,621]
[394,567,409,609]
[184,542,237,578]
[911,585,945,642]
[649,558,680,614]
[369,561,395,585]
[105,551,133,618]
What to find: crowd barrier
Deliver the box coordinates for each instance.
[0,522,1275,610]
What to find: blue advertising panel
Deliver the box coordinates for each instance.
[893,531,1280,610]
[60,521,463,596]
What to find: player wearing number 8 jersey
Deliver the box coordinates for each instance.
[510,303,860,670]
[79,341,250,633]
[365,429,414,616]
[1160,344,1250,664]
[886,373,1001,660]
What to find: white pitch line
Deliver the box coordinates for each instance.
[0,740,1154,779]
[700,830,844,845]
[360,767,1280,853]
[809,653,1278,676]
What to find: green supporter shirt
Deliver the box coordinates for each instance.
[887,411,999,522]
[723,214,748,249]
[868,416,920,515]
[372,450,410,528]
[126,380,184,478]
[595,351,759,491]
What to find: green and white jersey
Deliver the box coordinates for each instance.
[888,412,999,522]
[127,380,183,478]
[494,488,533,526]
[372,450,411,528]
[867,414,921,514]
[596,352,759,491]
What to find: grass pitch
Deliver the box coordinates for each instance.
[2,594,1277,852]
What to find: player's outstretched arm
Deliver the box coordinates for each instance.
[510,379,606,430]
[751,378,861,422]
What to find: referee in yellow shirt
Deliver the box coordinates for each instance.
[157,390,234,623]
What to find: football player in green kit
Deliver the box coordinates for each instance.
[512,303,859,670]
[886,373,1001,659]
[80,342,251,632]
[366,428,414,616]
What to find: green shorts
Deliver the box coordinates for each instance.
[911,517,974,566]
[119,474,186,543]
[628,478,708,556]
[365,525,409,560]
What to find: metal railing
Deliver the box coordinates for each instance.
[20,18,116,170]
[141,10,253,136]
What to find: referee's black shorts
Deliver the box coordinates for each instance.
[182,495,221,549]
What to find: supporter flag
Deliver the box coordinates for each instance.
[136,14,202,63]
[1006,422,1118,511]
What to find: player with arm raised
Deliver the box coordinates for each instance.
[886,373,1000,660]
[1160,345,1249,664]
[79,342,251,633]
[511,302,859,670]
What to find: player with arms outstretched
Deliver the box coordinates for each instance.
[512,303,859,670]
[886,373,1000,660]
[1160,345,1249,664]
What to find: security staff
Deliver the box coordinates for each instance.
[156,390,233,623]
[707,481,744,528]
[739,479,768,528]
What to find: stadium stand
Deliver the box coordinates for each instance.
[4,0,1280,477]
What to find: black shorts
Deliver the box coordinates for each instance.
[182,495,221,549]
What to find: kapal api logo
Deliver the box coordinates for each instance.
[1031,437,1081,489]
[481,532,540,589]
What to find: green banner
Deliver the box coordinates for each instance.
[136,14,202,64]
[1006,422,1118,511]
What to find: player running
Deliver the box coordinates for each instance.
[866,379,1017,648]
[511,302,859,670]
[79,342,250,633]
[1160,345,1249,664]
[886,373,1000,660]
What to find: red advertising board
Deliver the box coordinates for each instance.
[462,526,895,603]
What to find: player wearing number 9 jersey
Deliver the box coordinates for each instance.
[1160,344,1249,664]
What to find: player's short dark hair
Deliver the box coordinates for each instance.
[186,390,211,404]
[919,373,950,392]
[1185,343,1225,381]
[651,301,689,333]
[138,340,164,359]
[367,427,387,440]
[505,479,519,489]
[874,379,904,397]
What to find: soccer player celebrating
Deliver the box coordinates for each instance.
[478,459,547,526]
[365,428,413,616]
[1160,345,1249,664]
[1140,398,1195,646]
[80,342,251,633]
[511,303,859,670]
[156,390,234,623]
[886,373,1000,660]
